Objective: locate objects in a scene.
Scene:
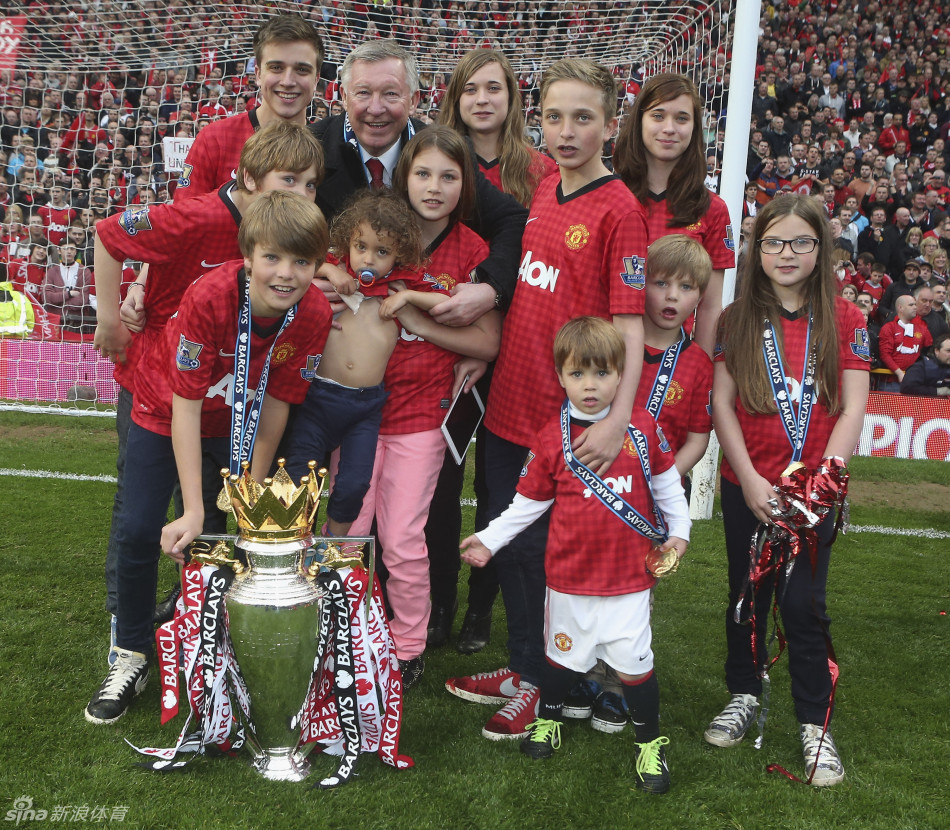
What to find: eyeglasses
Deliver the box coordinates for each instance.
[757,237,819,254]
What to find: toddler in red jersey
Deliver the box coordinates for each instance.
[285,189,438,537]
[462,317,688,793]
[85,191,332,728]
[564,234,714,733]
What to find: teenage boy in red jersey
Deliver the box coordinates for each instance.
[174,14,324,201]
[445,59,648,741]
[92,121,324,663]
[85,191,332,726]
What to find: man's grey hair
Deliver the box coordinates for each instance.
[340,39,419,97]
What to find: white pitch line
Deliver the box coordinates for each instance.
[1,471,947,539]
[0,468,117,483]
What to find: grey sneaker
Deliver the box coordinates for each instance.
[85,649,149,725]
[704,694,758,747]
[801,723,845,787]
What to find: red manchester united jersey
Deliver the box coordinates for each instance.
[37,204,77,245]
[716,298,870,486]
[879,316,933,372]
[382,222,488,434]
[518,409,675,596]
[477,150,559,199]
[96,183,244,391]
[132,261,331,437]
[640,190,736,271]
[174,110,258,202]
[486,175,648,447]
[634,339,713,455]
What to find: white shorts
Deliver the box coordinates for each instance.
[544,587,653,676]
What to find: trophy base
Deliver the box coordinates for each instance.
[250,748,312,782]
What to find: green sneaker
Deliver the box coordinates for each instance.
[634,736,670,793]
[520,718,562,760]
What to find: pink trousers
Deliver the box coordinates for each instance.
[350,428,446,660]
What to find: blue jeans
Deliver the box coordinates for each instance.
[482,429,550,688]
[115,423,227,655]
[285,378,388,524]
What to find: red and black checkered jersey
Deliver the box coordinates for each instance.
[173,110,258,202]
[716,297,870,486]
[879,316,932,372]
[485,175,648,447]
[634,339,713,455]
[37,204,77,246]
[641,190,736,271]
[132,261,331,438]
[97,183,244,391]
[477,150,559,197]
[381,222,488,434]
[518,409,675,596]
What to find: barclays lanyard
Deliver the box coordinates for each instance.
[559,400,667,542]
[229,273,297,475]
[644,331,686,421]
[762,313,817,464]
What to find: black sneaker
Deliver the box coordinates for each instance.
[456,608,491,654]
[520,718,562,760]
[85,649,149,725]
[562,679,601,719]
[152,584,181,625]
[399,656,425,691]
[591,690,628,733]
[634,736,670,794]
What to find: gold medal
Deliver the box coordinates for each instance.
[646,545,679,578]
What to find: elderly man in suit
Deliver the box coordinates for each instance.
[311,39,527,326]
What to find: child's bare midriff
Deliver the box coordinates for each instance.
[317,298,398,388]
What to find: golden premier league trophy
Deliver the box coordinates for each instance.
[136,460,412,785]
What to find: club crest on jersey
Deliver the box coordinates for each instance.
[424,271,457,291]
[177,163,194,189]
[620,256,645,289]
[664,380,684,407]
[850,327,871,361]
[553,632,573,652]
[300,354,322,380]
[520,451,535,477]
[622,432,639,458]
[685,220,702,232]
[176,335,203,371]
[120,207,152,236]
[272,341,296,365]
[656,424,671,453]
[724,223,735,252]
[565,223,590,250]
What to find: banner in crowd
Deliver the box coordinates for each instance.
[0,17,25,71]
[856,392,950,462]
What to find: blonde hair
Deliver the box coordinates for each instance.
[238,190,328,264]
[647,234,712,293]
[541,59,618,122]
[236,122,325,194]
[554,316,625,374]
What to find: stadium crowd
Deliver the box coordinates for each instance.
[1,0,950,389]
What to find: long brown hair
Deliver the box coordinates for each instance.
[393,126,476,225]
[613,73,709,227]
[719,194,842,415]
[439,49,544,208]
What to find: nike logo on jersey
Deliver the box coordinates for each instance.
[525,217,539,224]
[202,261,226,269]
[218,349,235,357]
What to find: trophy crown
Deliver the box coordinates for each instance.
[222,459,326,542]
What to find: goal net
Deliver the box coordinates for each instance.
[0,0,733,414]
